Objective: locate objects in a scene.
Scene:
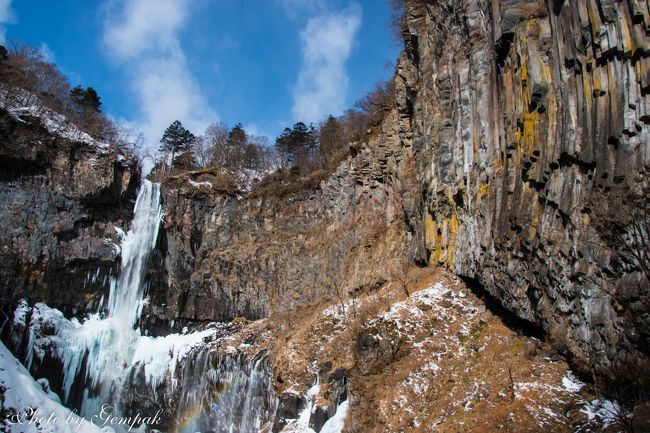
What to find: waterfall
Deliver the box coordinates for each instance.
[108,180,163,329]
[59,180,163,413]
[13,180,278,432]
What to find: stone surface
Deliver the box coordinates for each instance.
[149,0,650,384]
[145,114,420,323]
[1,0,648,396]
[0,107,141,316]
[399,0,650,380]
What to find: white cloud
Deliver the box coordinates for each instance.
[38,43,54,62]
[0,0,15,45]
[103,0,216,154]
[104,0,187,61]
[244,122,274,144]
[292,4,361,123]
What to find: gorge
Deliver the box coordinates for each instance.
[1,0,650,432]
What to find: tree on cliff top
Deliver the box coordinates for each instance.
[159,120,196,170]
[70,85,102,113]
[275,121,318,171]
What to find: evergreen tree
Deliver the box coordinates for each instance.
[319,115,345,165]
[82,87,102,112]
[70,85,102,113]
[159,120,196,169]
[274,122,318,170]
[275,127,295,168]
[224,123,247,168]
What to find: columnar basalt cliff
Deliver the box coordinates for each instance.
[0,105,141,315]
[398,0,650,381]
[2,3,649,428]
[151,0,650,386]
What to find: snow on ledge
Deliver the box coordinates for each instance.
[0,86,111,150]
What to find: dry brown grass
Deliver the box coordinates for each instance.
[157,167,238,195]
[207,267,604,432]
[247,167,333,199]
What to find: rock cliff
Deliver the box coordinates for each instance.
[151,0,650,387]
[145,118,419,324]
[0,99,141,316]
[1,0,648,411]
[399,0,650,382]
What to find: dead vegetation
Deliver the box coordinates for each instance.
[207,266,614,433]
[156,167,238,195]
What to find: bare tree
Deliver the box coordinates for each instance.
[389,259,410,298]
[204,121,229,168]
[354,79,395,127]
[191,135,212,168]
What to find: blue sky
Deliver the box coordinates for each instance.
[0,0,399,146]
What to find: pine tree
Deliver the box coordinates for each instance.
[224,123,247,168]
[320,115,345,165]
[274,122,319,170]
[159,120,196,169]
[70,85,102,113]
[275,127,295,168]
[82,87,102,112]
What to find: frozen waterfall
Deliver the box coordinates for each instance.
[59,180,163,413]
[11,180,277,432]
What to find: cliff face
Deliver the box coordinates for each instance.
[398,0,650,378]
[145,111,420,323]
[0,105,140,315]
[153,0,650,382]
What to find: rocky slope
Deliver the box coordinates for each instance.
[0,92,140,317]
[118,269,649,432]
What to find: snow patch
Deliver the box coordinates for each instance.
[188,180,212,188]
[562,371,585,392]
[0,87,111,150]
[581,398,626,428]
[0,341,106,433]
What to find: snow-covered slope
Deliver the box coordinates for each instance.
[0,86,110,150]
[0,341,106,433]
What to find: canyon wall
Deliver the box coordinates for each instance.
[144,108,420,324]
[399,0,650,379]
[151,0,650,382]
[1,0,648,390]
[0,106,140,315]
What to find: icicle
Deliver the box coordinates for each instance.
[297,377,320,429]
[320,400,349,433]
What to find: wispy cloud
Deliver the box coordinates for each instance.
[0,0,14,45]
[103,0,216,152]
[38,43,54,62]
[292,4,361,123]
